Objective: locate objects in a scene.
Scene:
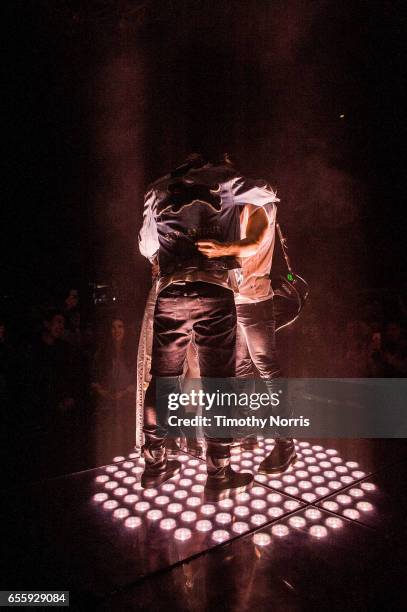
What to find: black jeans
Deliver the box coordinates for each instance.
[236,297,281,378]
[145,282,236,438]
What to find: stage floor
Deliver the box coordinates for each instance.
[2,438,407,611]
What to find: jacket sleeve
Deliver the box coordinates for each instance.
[138,189,159,260]
[230,175,280,208]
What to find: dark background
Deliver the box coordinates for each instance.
[3,0,407,325]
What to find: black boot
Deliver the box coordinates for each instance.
[204,439,253,500]
[141,429,181,488]
[241,435,258,450]
[258,438,297,474]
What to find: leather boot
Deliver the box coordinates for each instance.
[258,438,297,474]
[186,437,205,458]
[204,439,253,500]
[241,435,258,450]
[141,429,181,488]
[166,436,183,455]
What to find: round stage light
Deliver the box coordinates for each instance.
[105,481,118,490]
[123,494,138,504]
[216,512,232,525]
[191,485,204,494]
[212,530,229,543]
[167,503,183,514]
[299,480,313,489]
[134,501,150,513]
[174,528,192,541]
[143,488,157,499]
[268,480,282,489]
[315,487,330,497]
[267,493,282,504]
[284,486,299,497]
[268,507,284,518]
[233,522,249,534]
[301,492,317,502]
[289,515,306,529]
[319,461,332,469]
[337,494,351,505]
[113,507,130,519]
[181,511,197,523]
[323,471,336,479]
[343,508,360,520]
[115,471,127,479]
[302,449,312,455]
[96,475,109,483]
[236,492,251,502]
[325,517,343,529]
[160,518,176,531]
[352,470,366,479]
[304,457,316,464]
[106,466,118,474]
[162,483,176,492]
[201,504,216,516]
[195,474,207,483]
[296,470,308,479]
[253,532,271,546]
[113,487,128,497]
[113,456,125,463]
[326,449,338,455]
[234,506,250,517]
[174,490,188,500]
[179,479,193,488]
[305,508,321,520]
[312,445,324,452]
[251,499,267,510]
[93,493,108,503]
[124,516,142,529]
[349,488,364,498]
[340,476,353,485]
[335,465,348,474]
[356,501,374,512]
[147,509,163,521]
[309,525,328,538]
[218,498,234,509]
[123,477,136,485]
[315,453,327,460]
[155,495,170,506]
[346,461,359,469]
[328,481,342,490]
[131,466,144,475]
[299,441,310,448]
[196,520,213,532]
[184,469,196,477]
[284,500,300,511]
[188,459,200,466]
[255,474,267,483]
[122,461,134,469]
[361,482,376,492]
[251,487,266,496]
[282,474,296,484]
[186,497,201,508]
[322,501,339,512]
[308,465,321,473]
[103,500,119,510]
[330,456,342,464]
[251,514,267,526]
[271,524,289,537]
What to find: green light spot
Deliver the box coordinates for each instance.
[287,273,294,281]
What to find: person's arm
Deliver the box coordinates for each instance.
[197,205,269,258]
[139,189,159,260]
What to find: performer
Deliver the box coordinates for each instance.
[197,192,297,473]
[138,152,276,492]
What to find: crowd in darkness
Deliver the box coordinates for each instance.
[0,288,138,435]
[0,287,406,436]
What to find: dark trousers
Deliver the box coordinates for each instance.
[144,282,236,439]
[236,297,281,378]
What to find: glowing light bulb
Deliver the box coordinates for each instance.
[315,453,327,460]
[315,487,330,497]
[123,494,138,504]
[302,492,317,502]
[162,482,176,492]
[299,480,313,489]
[253,532,271,546]
[325,517,343,529]
[361,482,376,492]
[201,504,216,516]
[356,501,373,512]
[181,511,197,523]
[289,515,306,529]
[271,524,289,537]
[236,492,251,502]
[96,475,109,483]
[309,525,328,538]
[340,476,353,484]
[305,457,316,464]
[282,475,296,484]
[155,495,170,506]
[296,470,308,479]
[113,507,130,519]
[103,500,119,510]
[322,500,339,512]
[186,497,201,508]
[328,481,342,490]
[233,521,249,534]
[285,486,299,496]
[125,516,142,529]
[195,474,207,483]
[174,528,191,541]
[343,508,360,520]
[183,468,196,477]
[93,493,108,503]
[212,530,229,543]
[143,488,157,499]
[319,461,332,469]
[123,477,136,485]
[191,484,204,494]
[105,481,118,490]
[349,488,364,498]
[196,520,212,532]
[251,514,267,526]
[269,480,282,489]
[135,501,150,513]
[106,465,118,474]
[168,503,183,514]
[346,461,359,469]
[305,508,321,520]
[268,506,284,518]
[216,512,232,525]
[312,445,323,452]
[147,509,163,521]
[123,461,134,469]
[337,494,351,505]
[256,474,267,482]
[113,456,125,463]
[326,449,338,455]
[131,466,144,475]
[352,470,366,479]
[284,500,300,511]
[188,459,200,466]
[330,456,342,464]
[160,518,176,530]
[234,505,250,517]
[179,478,192,488]
[174,490,188,500]
[267,493,282,504]
[308,465,320,473]
[218,498,234,509]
